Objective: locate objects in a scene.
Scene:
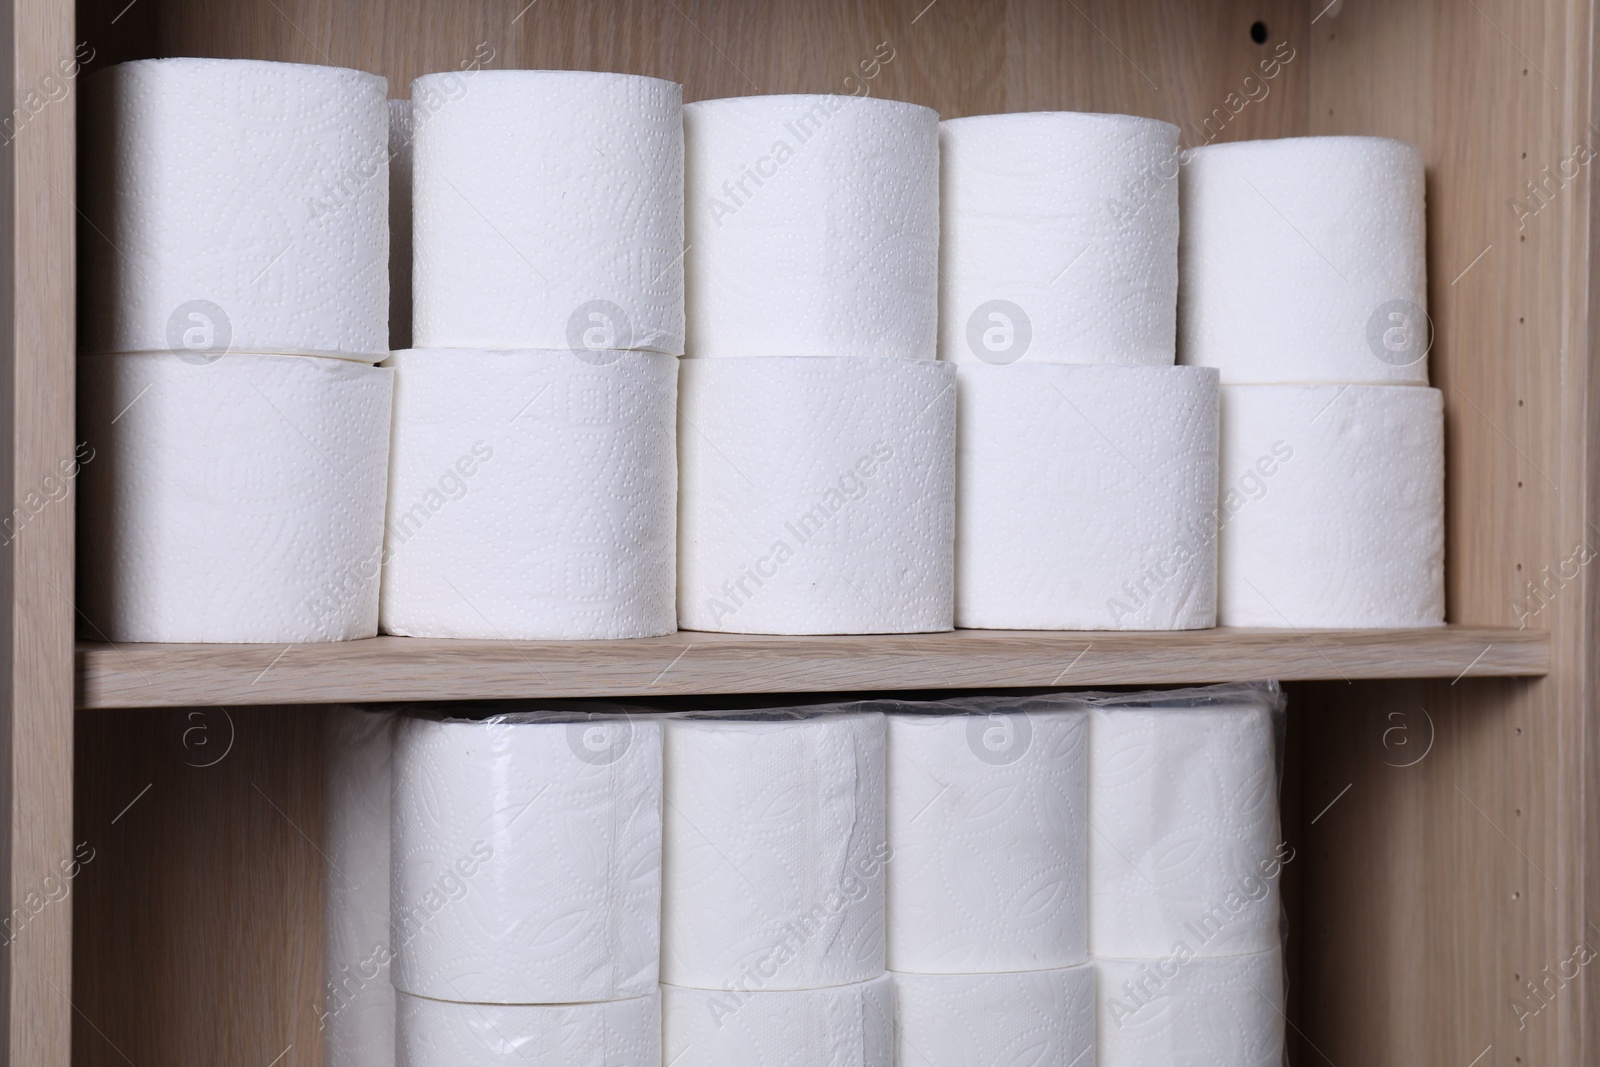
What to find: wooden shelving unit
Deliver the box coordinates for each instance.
[0,0,1584,1064]
[77,626,1551,708]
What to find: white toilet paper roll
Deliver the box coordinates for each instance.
[323,709,396,1067]
[1090,699,1281,959]
[391,712,662,1003]
[886,703,1089,972]
[940,112,1179,366]
[663,975,892,1067]
[1179,136,1429,384]
[956,364,1219,630]
[412,70,684,353]
[397,990,660,1067]
[685,94,938,359]
[81,59,389,359]
[1097,951,1285,1067]
[380,349,677,640]
[661,710,887,989]
[678,356,956,634]
[1218,384,1445,627]
[389,98,414,350]
[893,966,1096,1067]
[78,352,392,643]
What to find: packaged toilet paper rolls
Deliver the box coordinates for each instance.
[940,112,1179,366]
[78,352,392,642]
[1218,384,1445,627]
[389,98,414,350]
[397,990,660,1067]
[1090,697,1281,958]
[323,709,396,1067]
[660,710,887,989]
[1097,950,1284,1067]
[678,356,956,634]
[82,59,389,359]
[886,700,1089,972]
[1179,136,1429,384]
[893,966,1096,1067]
[380,349,677,640]
[685,94,938,359]
[391,711,662,1003]
[412,70,684,353]
[663,975,892,1067]
[956,364,1219,630]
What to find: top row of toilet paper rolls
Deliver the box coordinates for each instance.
[78,59,1442,643]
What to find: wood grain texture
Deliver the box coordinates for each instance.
[75,625,1549,709]
[5,0,77,1063]
[1294,2,1596,1066]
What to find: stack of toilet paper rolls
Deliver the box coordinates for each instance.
[77,58,394,642]
[1180,135,1445,627]
[942,112,1221,630]
[382,70,684,640]
[677,94,957,634]
[388,710,663,1067]
[1089,687,1286,1066]
[660,709,893,1067]
[885,698,1097,1067]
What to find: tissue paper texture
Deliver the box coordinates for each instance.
[391,714,662,1003]
[661,711,887,989]
[956,364,1219,630]
[412,70,684,352]
[78,352,392,642]
[82,59,389,358]
[380,349,677,640]
[663,976,892,1067]
[1218,384,1445,627]
[940,112,1179,366]
[685,94,938,359]
[886,707,1089,972]
[1089,700,1280,958]
[323,709,396,1067]
[893,966,1096,1067]
[1179,136,1428,384]
[397,990,660,1067]
[1097,951,1284,1067]
[678,356,956,634]
[389,98,414,350]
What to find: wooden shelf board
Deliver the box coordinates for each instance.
[73,625,1548,709]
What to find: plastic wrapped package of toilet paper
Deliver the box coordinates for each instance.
[323,709,396,1067]
[678,357,955,634]
[886,695,1089,972]
[81,59,389,359]
[412,70,684,352]
[956,364,1219,630]
[389,98,414,350]
[660,709,887,989]
[397,989,660,1067]
[1089,684,1284,959]
[380,349,677,640]
[77,353,392,642]
[1179,136,1428,384]
[685,94,938,359]
[391,709,662,1003]
[1097,950,1284,1067]
[940,112,1179,366]
[663,975,892,1067]
[893,966,1096,1067]
[1218,384,1444,627]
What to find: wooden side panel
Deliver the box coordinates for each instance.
[4,0,77,1063]
[1293,2,1594,1065]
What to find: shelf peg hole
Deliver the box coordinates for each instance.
[1250,21,1268,43]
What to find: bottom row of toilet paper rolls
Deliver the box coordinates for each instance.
[325,684,1287,1067]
